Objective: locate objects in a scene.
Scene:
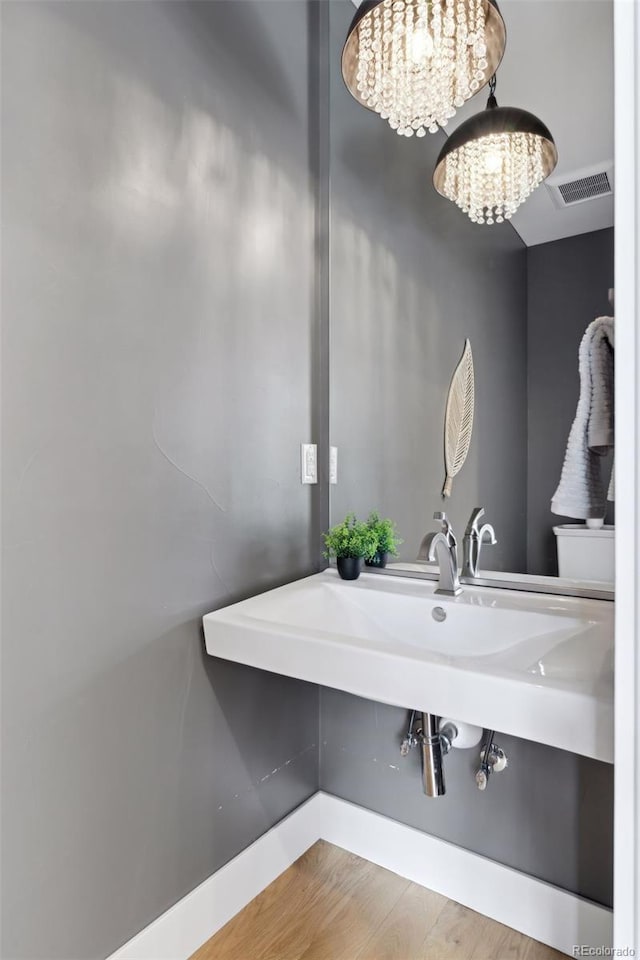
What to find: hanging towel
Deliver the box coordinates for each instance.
[551,316,614,519]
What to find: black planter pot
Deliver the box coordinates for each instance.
[365,551,390,569]
[336,556,363,581]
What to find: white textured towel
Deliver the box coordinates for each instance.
[551,316,614,519]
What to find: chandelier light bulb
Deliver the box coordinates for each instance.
[483,149,502,174]
[433,80,558,224]
[409,28,434,64]
[342,0,507,137]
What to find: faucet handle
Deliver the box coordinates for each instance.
[480,523,497,546]
[464,507,485,536]
[433,511,457,547]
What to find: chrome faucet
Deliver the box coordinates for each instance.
[462,507,497,578]
[417,512,461,596]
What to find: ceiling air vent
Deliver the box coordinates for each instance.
[546,164,614,209]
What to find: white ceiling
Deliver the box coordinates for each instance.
[349,0,614,246]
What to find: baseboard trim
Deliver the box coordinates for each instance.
[106,794,321,960]
[316,793,613,958]
[107,791,612,960]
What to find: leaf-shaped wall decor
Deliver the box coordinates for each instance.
[442,339,475,498]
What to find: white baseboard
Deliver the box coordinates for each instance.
[106,794,321,960]
[316,793,613,958]
[107,791,612,960]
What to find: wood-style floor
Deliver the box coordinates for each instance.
[190,840,566,960]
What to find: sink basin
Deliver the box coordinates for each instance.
[245,579,588,658]
[203,571,614,762]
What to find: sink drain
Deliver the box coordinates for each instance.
[432,606,447,623]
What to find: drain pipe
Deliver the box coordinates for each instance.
[418,713,457,797]
[402,712,482,797]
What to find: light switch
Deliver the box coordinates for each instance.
[301,444,317,484]
[330,446,338,484]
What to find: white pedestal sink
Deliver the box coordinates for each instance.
[203,570,613,763]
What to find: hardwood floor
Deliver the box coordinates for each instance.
[190,841,566,960]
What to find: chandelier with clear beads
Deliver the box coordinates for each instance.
[432,79,558,224]
[441,131,546,223]
[342,0,506,137]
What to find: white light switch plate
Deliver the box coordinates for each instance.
[330,446,338,485]
[301,444,317,484]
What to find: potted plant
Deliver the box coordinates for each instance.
[364,511,403,568]
[323,513,377,581]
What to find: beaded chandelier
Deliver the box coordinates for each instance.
[342,0,506,137]
[433,77,558,223]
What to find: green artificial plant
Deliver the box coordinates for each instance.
[366,511,403,557]
[323,513,378,561]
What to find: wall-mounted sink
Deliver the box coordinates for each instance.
[203,571,614,763]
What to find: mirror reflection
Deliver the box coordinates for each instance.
[328,0,614,591]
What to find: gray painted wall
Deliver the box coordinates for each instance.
[1,3,324,957]
[324,4,613,908]
[527,228,615,576]
[328,5,528,573]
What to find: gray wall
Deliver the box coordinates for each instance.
[328,5,528,573]
[1,3,324,958]
[527,228,615,576]
[324,3,612,908]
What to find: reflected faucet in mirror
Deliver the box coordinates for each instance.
[462,507,497,579]
[417,512,462,597]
